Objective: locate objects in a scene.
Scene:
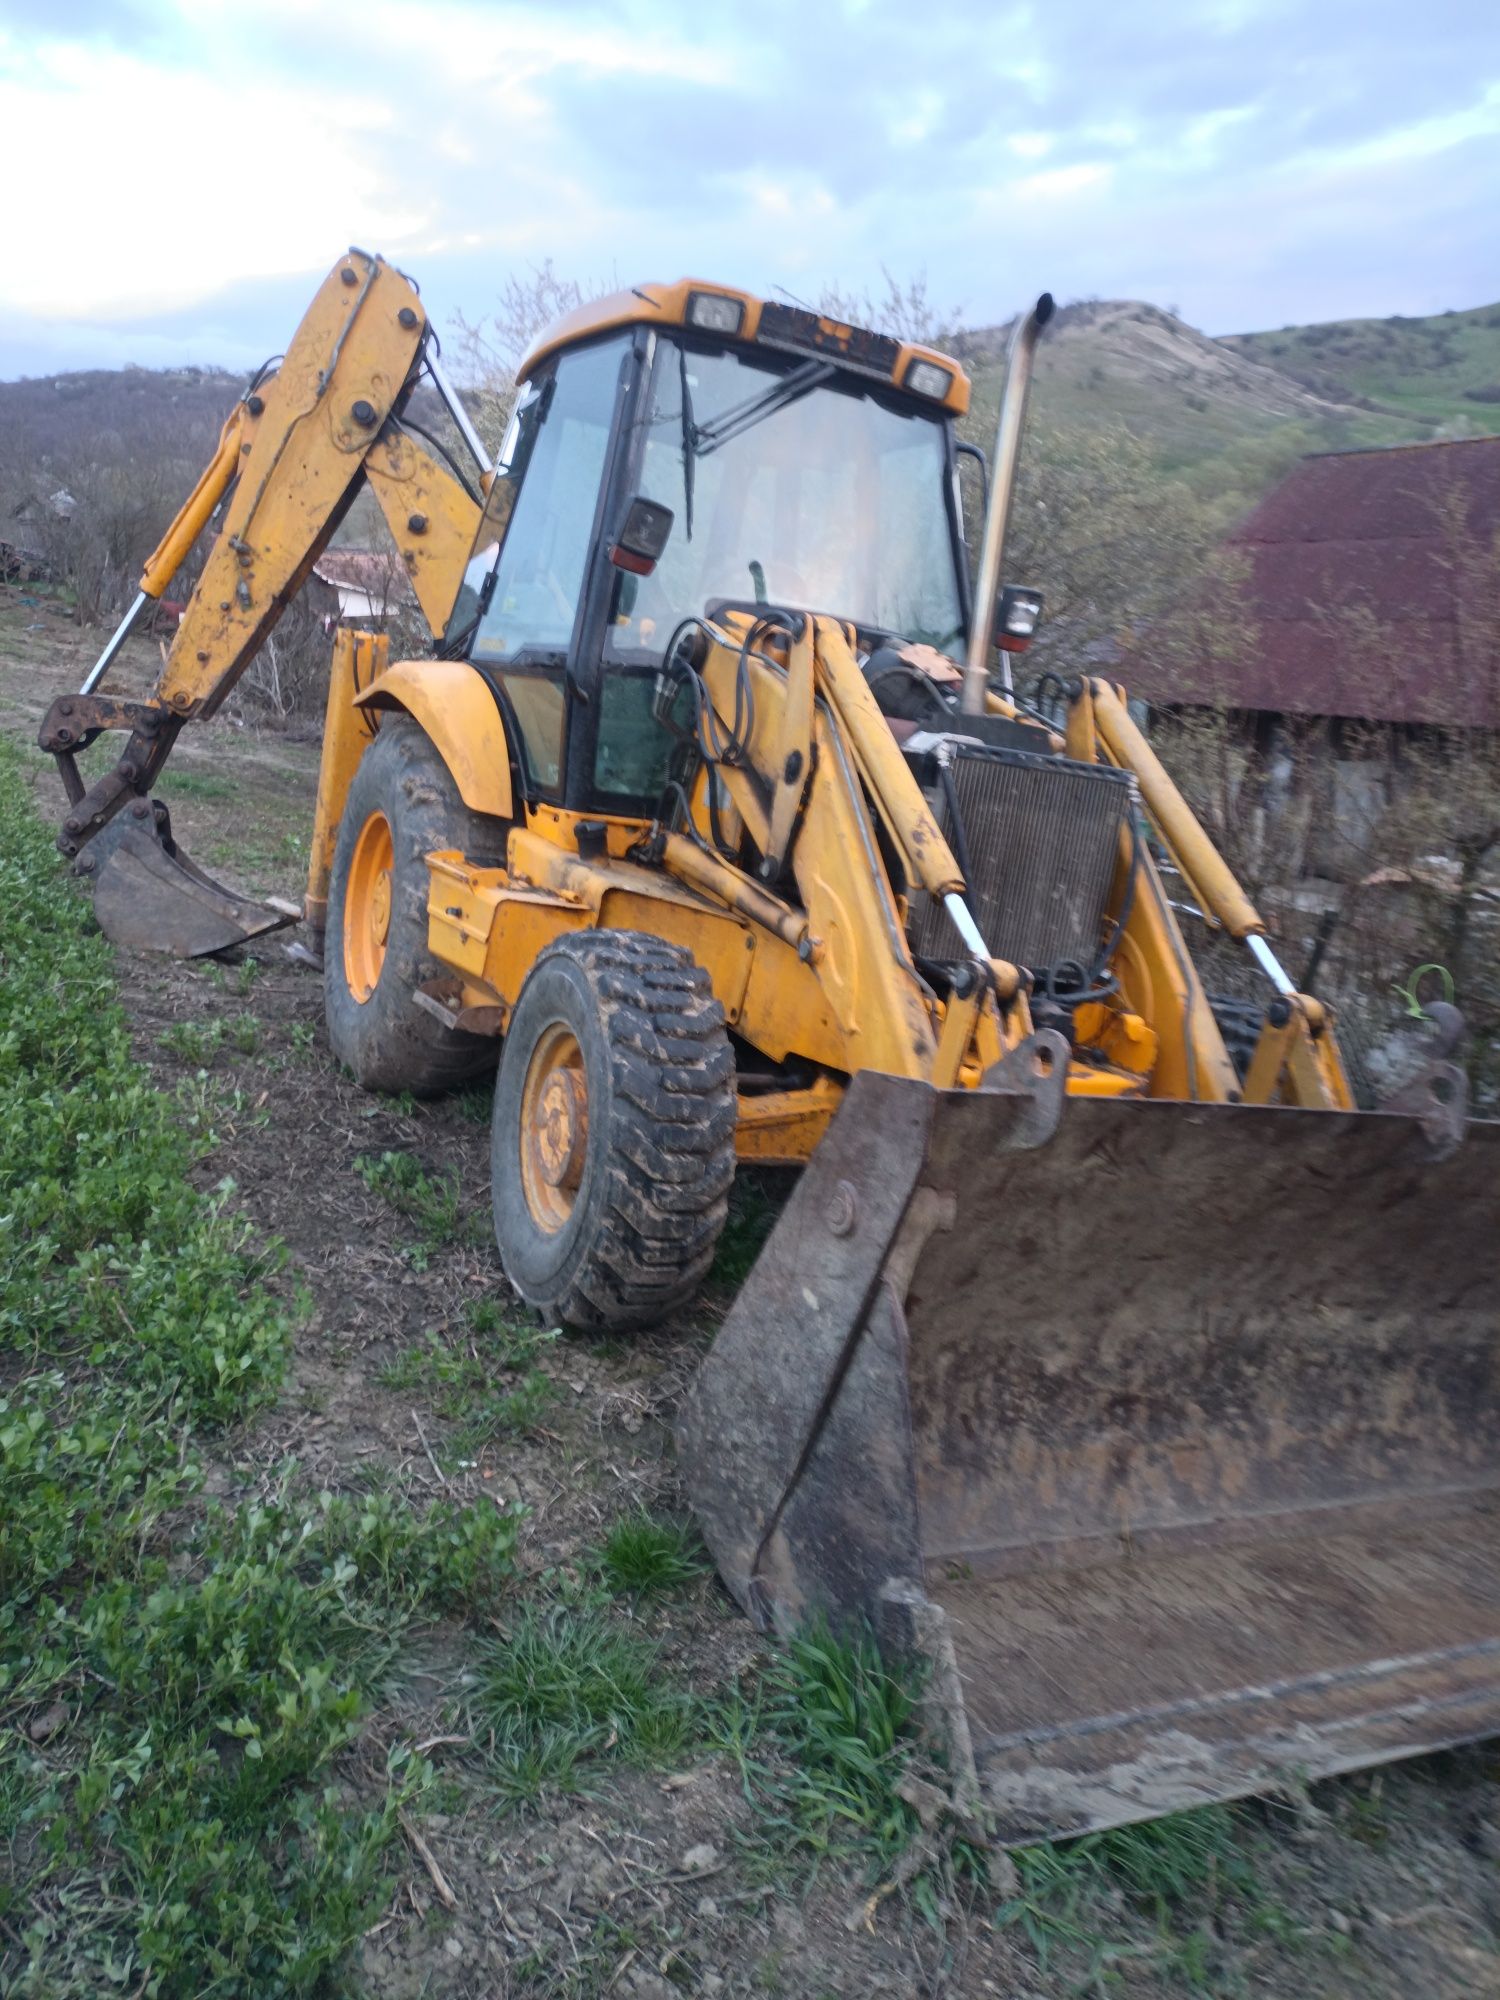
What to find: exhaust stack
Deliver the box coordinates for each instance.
[961,292,1054,713]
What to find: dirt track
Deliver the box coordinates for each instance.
[5,593,1500,1998]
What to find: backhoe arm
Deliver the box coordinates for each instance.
[1080,676,1355,1109]
[40,251,484,860]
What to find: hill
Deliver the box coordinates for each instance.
[1222,300,1500,431]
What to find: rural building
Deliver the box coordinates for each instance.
[310,549,417,625]
[1134,433,1500,730]
[1131,434,1500,879]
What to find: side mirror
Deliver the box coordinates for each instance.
[609,494,674,576]
[994,584,1044,653]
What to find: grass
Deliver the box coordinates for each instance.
[1226,299,1500,430]
[719,1619,1276,1973]
[378,1301,556,1456]
[0,740,520,1995]
[708,1170,788,1291]
[471,1603,697,1803]
[997,1806,1265,1985]
[162,771,235,801]
[593,1509,709,1596]
[751,1623,928,1870]
[355,1147,482,1266]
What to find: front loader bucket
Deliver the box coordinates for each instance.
[679,1055,1500,1844]
[79,807,296,959]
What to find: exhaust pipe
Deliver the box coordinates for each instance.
[961,293,1054,714]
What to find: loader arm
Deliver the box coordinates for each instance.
[1070,675,1357,1109]
[40,251,485,869]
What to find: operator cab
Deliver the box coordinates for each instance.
[443,282,982,815]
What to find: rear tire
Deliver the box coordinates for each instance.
[491,932,736,1330]
[325,717,505,1094]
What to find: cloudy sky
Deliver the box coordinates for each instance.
[1,0,1496,379]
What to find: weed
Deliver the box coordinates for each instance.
[998,1804,1257,1980]
[227,1010,261,1055]
[158,1017,223,1063]
[288,1019,316,1058]
[356,1148,473,1252]
[472,1604,696,1803]
[709,1171,788,1291]
[593,1509,709,1596]
[758,1623,923,1866]
[0,745,518,1995]
[164,771,235,801]
[378,1315,555,1455]
[454,1080,494,1124]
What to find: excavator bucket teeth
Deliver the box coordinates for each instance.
[83,818,295,959]
[679,1063,1500,1845]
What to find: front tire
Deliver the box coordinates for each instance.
[325,717,504,1094]
[491,932,736,1330]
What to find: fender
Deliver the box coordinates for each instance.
[355,659,514,821]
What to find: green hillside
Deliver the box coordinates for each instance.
[1221,300,1500,432]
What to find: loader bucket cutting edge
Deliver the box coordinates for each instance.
[85,820,296,958]
[678,1065,1500,1844]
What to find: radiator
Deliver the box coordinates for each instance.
[909,745,1134,974]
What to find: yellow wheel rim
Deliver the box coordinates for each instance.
[343,809,394,1004]
[518,1023,589,1234]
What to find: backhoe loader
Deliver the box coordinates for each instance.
[37,250,1500,1844]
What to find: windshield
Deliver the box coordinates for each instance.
[606,338,966,664]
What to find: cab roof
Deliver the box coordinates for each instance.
[517,279,971,417]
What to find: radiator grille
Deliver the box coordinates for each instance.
[910,746,1134,972]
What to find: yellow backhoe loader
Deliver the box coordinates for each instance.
[38,250,1499,1844]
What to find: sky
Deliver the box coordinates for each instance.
[0,0,1497,379]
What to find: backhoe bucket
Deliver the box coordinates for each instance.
[80,807,296,959]
[679,1055,1500,1844]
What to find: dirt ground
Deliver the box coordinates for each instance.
[5,590,1500,1999]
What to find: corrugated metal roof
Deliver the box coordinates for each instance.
[1132,434,1500,726]
[311,550,415,605]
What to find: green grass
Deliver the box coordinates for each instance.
[158,1016,223,1064]
[1000,1816,1272,1984]
[1225,299,1500,432]
[471,1604,697,1803]
[162,772,235,801]
[377,1304,556,1456]
[708,1171,787,1290]
[355,1147,480,1265]
[157,1011,260,1063]
[592,1509,709,1596]
[0,740,520,1995]
[753,1624,927,1869]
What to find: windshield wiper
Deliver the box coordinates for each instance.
[678,344,695,541]
[690,359,836,459]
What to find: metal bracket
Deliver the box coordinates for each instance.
[1379,1002,1469,1160]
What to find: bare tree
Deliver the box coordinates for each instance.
[448,260,587,451]
[812,269,965,349]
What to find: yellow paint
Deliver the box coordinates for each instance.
[813,620,966,900]
[1090,678,1263,941]
[693,621,943,1077]
[362,428,483,639]
[355,659,513,820]
[159,253,429,719]
[734,1077,843,1163]
[139,407,250,600]
[305,627,386,933]
[518,278,971,415]
[1243,1004,1356,1109]
[1073,1000,1159,1076]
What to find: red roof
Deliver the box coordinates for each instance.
[1133,435,1500,727]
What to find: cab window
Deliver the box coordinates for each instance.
[459,334,628,788]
